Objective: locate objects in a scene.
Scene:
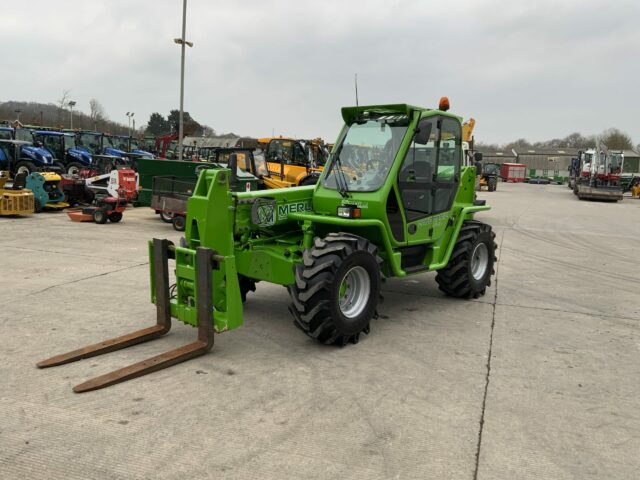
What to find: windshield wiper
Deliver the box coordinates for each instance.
[330,144,350,198]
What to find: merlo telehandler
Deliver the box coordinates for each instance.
[38,99,497,392]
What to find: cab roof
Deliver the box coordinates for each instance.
[34,130,74,137]
[341,103,462,124]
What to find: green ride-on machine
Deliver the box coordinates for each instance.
[38,99,497,392]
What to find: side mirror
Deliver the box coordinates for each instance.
[414,123,433,145]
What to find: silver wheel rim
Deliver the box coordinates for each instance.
[161,212,174,221]
[68,166,80,175]
[338,266,371,318]
[471,243,489,281]
[17,166,30,175]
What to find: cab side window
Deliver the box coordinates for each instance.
[397,116,461,221]
[433,117,461,213]
[397,118,437,221]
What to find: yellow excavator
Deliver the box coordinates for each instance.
[257,137,325,188]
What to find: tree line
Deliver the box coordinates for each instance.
[144,110,217,137]
[0,97,129,135]
[477,128,637,152]
[0,97,220,139]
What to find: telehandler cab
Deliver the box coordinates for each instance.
[39,100,497,392]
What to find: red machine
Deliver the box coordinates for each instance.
[155,134,178,159]
[65,168,139,224]
[500,163,526,182]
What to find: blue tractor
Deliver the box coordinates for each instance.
[31,130,93,175]
[1,127,57,175]
[103,134,154,160]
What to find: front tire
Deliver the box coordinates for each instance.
[288,233,382,346]
[108,212,123,222]
[160,211,174,223]
[436,221,496,299]
[239,275,256,303]
[66,162,84,175]
[16,161,36,176]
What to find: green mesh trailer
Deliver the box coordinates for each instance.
[135,157,259,206]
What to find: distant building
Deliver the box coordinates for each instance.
[512,148,579,180]
[479,146,640,177]
[477,149,517,164]
[182,136,259,149]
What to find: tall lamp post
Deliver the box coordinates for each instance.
[126,112,135,136]
[14,109,22,124]
[174,0,193,161]
[68,101,76,129]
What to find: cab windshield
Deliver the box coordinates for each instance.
[109,137,129,151]
[130,138,140,150]
[484,163,500,175]
[322,114,409,192]
[78,133,102,154]
[0,129,12,140]
[609,152,623,173]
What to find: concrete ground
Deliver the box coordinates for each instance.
[0,183,638,479]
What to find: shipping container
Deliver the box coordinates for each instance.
[500,163,526,182]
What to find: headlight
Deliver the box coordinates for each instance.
[337,205,361,219]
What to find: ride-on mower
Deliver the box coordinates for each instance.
[38,100,497,393]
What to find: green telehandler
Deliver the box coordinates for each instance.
[38,100,497,392]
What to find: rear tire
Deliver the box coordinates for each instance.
[34,198,43,213]
[172,215,185,231]
[93,209,108,224]
[288,233,382,346]
[436,221,496,299]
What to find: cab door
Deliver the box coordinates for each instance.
[395,115,461,267]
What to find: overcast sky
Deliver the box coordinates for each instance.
[2,0,639,144]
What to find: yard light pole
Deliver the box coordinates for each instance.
[14,109,21,123]
[174,0,193,161]
[126,112,134,136]
[68,101,76,129]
